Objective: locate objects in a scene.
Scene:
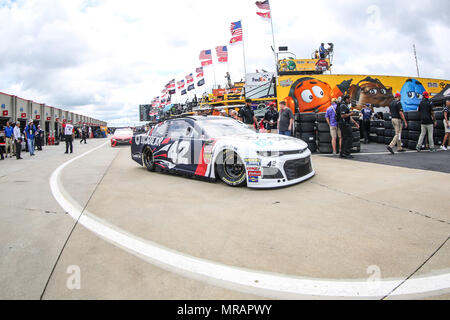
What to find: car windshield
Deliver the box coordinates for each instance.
[199,118,253,138]
[114,129,133,136]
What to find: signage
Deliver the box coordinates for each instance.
[245,73,275,86]
[36,115,40,120]
[2,110,8,116]
[21,113,27,118]
[47,117,51,121]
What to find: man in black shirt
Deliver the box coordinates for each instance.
[337,95,359,159]
[416,91,436,152]
[238,99,259,131]
[387,93,408,154]
[278,101,294,136]
[263,102,279,133]
[440,98,450,150]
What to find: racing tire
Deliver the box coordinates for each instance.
[295,132,317,143]
[434,111,444,121]
[142,147,156,172]
[317,122,330,132]
[401,130,409,140]
[375,128,385,136]
[384,121,393,129]
[318,132,332,143]
[371,120,384,128]
[408,131,419,141]
[405,111,420,121]
[295,113,317,122]
[407,121,421,132]
[297,122,316,132]
[383,113,393,121]
[318,142,333,154]
[316,113,327,123]
[307,142,318,153]
[216,150,247,187]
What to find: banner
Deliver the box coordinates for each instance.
[245,72,275,86]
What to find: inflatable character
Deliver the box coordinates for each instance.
[348,77,393,110]
[285,77,352,114]
[400,79,426,111]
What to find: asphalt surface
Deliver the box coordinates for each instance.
[320,143,450,174]
[1,137,449,300]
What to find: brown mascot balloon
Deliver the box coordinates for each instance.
[348,77,394,110]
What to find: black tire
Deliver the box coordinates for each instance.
[408,140,419,150]
[434,129,445,138]
[401,130,409,140]
[405,111,420,121]
[297,122,316,132]
[409,131,420,141]
[316,113,327,122]
[318,132,332,143]
[384,129,393,137]
[436,120,444,130]
[317,122,330,132]
[377,136,385,143]
[383,113,392,121]
[407,121,421,131]
[384,136,391,145]
[307,142,318,153]
[318,142,333,154]
[142,147,156,172]
[216,150,247,187]
[384,121,394,129]
[375,128,385,136]
[434,137,444,146]
[295,113,317,122]
[370,127,378,134]
[369,134,378,142]
[371,120,384,128]
[401,139,408,148]
[295,132,317,143]
[434,111,444,121]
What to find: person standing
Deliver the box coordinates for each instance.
[35,125,44,151]
[24,120,37,156]
[440,98,450,150]
[416,91,437,152]
[319,43,326,59]
[64,123,74,154]
[80,125,88,144]
[278,101,294,136]
[337,95,359,159]
[14,122,23,160]
[264,103,279,134]
[325,98,342,155]
[238,99,259,131]
[387,93,408,154]
[360,104,374,144]
[4,121,15,158]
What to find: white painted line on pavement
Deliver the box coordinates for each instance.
[49,143,450,299]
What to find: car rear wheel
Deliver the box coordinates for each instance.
[143,147,156,172]
[216,150,247,187]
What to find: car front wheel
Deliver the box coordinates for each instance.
[143,147,156,172]
[216,150,247,187]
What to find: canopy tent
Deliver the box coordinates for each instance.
[431,85,450,105]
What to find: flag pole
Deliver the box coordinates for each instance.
[241,18,248,81]
[269,6,279,86]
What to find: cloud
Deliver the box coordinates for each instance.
[0,0,449,127]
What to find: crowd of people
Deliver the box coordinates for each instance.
[0,121,95,160]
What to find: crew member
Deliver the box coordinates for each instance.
[337,95,359,159]
[319,43,326,59]
[238,99,259,131]
[361,103,374,144]
[24,120,37,156]
[440,98,450,150]
[387,93,407,154]
[4,121,14,158]
[264,102,279,134]
[64,123,74,154]
[278,101,294,136]
[416,91,436,152]
[13,122,23,160]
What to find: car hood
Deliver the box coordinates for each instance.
[216,133,308,151]
[113,135,132,139]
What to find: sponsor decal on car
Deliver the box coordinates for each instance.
[247,171,262,177]
[248,176,259,183]
[254,139,273,148]
[246,167,261,171]
[244,158,261,166]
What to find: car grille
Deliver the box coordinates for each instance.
[283,157,313,181]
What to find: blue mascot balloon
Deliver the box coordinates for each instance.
[400,79,426,111]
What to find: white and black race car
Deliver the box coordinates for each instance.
[131,116,315,188]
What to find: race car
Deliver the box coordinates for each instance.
[111,128,133,147]
[131,116,315,188]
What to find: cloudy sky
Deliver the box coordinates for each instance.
[1,0,449,126]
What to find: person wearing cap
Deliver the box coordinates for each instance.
[440,98,450,150]
[263,102,279,134]
[360,103,374,144]
[416,91,437,152]
[35,125,44,151]
[230,110,239,120]
[24,120,37,156]
[325,98,342,155]
[387,93,408,154]
[238,99,259,131]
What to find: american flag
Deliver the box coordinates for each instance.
[255,0,270,10]
[196,67,204,78]
[199,50,212,60]
[230,21,243,44]
[177,80,185,90]
[256,11,271,20]
[216,46,228,63]
[166,79,175,89]
[185,73,194,83]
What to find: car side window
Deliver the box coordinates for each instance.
[167,121,191,140]
[152,122,168,137]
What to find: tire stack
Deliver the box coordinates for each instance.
[294,113,317,152]
[316,112,334,154]
[404,111,423,150]
[383,113,394,145]
[370,119,385,144]
[351,113,361,153]
[434,110,446,147]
